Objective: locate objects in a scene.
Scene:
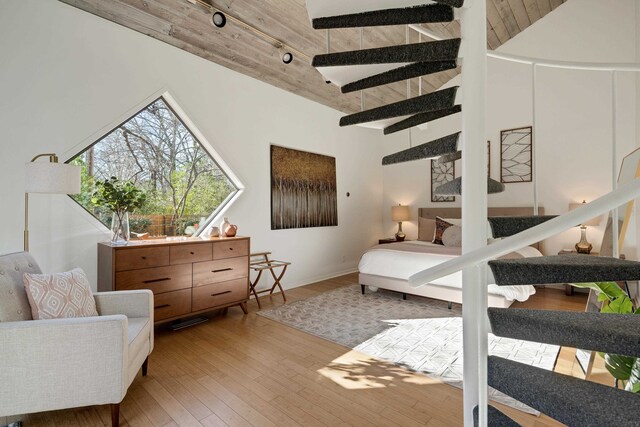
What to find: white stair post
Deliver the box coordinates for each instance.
[460,0,488,426]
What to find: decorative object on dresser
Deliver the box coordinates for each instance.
[98,236,250,326]
[249,252,291,309]
[568,200,602,254]
[431,158,455,202]
[391,204,410,241]
[24,153,80,251]
[500,126,533,183]
[270,145,337,230]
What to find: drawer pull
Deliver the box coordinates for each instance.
[141,256,147,260]
[143,277,171,284]
[210,290,232,297]
[212,268,233,273]
[155,304,171,309]
[190,251,195,255]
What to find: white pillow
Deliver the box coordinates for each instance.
[442,225,462,247]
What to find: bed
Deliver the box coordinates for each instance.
[358,207,545,308]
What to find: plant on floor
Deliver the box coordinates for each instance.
[92,177,146,243]
[572,281,640,392]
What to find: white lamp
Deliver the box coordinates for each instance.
[391,204,410,241]
[24,153,81,251]
[568,200,602,254]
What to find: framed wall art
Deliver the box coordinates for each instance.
[431,159,455,202]
[271,145,337,229]
[500,126,532,183]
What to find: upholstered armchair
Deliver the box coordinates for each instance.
[0,252,153,426]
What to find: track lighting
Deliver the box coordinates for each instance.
[282,52,293,64]
[211,11,226,28]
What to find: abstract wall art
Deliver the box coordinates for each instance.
[431,159,455,202]
[500,126,532,183]
[271,145,337,229]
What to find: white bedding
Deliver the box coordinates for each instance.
[358,241,538,302]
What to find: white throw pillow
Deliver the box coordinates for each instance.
[442,225,462,247]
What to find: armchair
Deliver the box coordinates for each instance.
[0,252,153,427]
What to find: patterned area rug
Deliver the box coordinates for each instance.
[258,284,560,414]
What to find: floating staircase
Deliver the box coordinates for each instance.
[307,0,485,195]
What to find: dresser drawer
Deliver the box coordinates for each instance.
[115,264,192,294]
[115,246,170,271]
[213,239,249,260]
[193,256,248,287]
[170,243,212,265]
[191,278,248,312]
[154,288,192,321]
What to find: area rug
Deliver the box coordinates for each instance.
[258,284,560,414]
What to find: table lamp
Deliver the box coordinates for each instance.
[24,153,81,251]
[568,200,602,254]
[391,204,410,241]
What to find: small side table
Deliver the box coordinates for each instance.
[378,238,397,245]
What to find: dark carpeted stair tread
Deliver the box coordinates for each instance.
[383,105,461,134]
[343,61,457,94]
[488,308,640,357]
[472,405,520,427]
[382,132,459,165]
[434,177,505,196]
[340,87,458,127]
[488,356,640,427]
[489,255,640,285]
[439,150,462,163]
[312,39,461,67]
[488,215,558,238]
[312,4,454,29]
[433,0,465,7]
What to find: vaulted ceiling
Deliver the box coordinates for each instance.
[59,0,568,114]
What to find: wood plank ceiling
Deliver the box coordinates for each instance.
[59,0,568,114]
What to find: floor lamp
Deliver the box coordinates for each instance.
[24,153,81,252]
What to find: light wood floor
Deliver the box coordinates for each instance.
[14,274,609,426]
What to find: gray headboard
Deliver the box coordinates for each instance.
[418,207,546,252]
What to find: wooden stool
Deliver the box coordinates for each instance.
[249,252,290,309]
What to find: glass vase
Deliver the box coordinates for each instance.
[111,211,130,245]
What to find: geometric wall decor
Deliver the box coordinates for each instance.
[431,159,455,202]
[500,126,532,183]
[271,145,337,229]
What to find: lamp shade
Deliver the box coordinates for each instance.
[569,201,602,227]
[391,205,410,222]
[25,162,81,194]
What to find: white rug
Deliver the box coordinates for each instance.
[259,284,559,414]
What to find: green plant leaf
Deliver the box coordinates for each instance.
[604,353,634,381]
[602,296,634,315]
[626,358,640,393]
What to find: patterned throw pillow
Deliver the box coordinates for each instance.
[433,216,455,245]
[442,225,462,247]
[23,268,98,320]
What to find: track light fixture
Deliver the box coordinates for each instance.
[282,52,293,64]
[211,11,226,28]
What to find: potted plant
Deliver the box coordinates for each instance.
[573,281,640,392]
[92,177,146,245]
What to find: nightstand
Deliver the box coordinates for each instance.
[557,250,602,295]
[378,238,398,245]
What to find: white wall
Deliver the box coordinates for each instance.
[383,0,639,256]
[0,0,385,290]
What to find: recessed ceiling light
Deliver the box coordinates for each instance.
[282,52,293,64]
[212,12,226,28]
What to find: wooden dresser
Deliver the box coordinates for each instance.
[98,236,250,323]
